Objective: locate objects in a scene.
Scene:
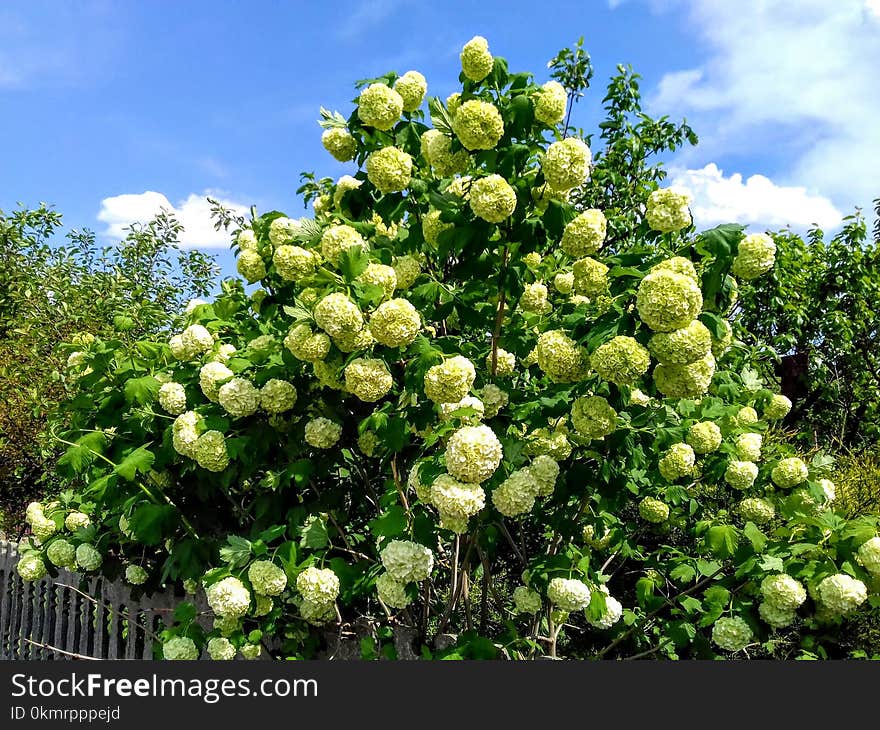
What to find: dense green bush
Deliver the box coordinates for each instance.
[15,38,880,661]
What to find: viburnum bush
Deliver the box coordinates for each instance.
[18,37,880,660]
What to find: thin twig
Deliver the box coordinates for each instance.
[24,638,101,661]
[55,582,161,642]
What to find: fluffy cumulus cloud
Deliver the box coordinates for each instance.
[669,163,842,229]
[618,0,880,228]
[97,191,249,248]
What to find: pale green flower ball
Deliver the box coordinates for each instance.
[512,586,543,614]
[760,574,806,611]
[299,599,336,625]
[527,454,560,497]
[163,636,199,661]
[586,586,623,630]
[381,541,434,583]
[213,614,240,637]
[759,601,796,629]
[571,396,618,440]
[124,564,148,586]
[491,468,539,517]
[408,462,433,504]
[711,318,734,358]
[536,330,589,383]
[168,334,189,360]
[240,643,262,660]
[274,245,316,282]
[193,430,229,472]
[591,336,651,386]
[392,255,421,290]
[553,271,574,295]
[542,137,592,192]
[738,497,776,524]
[314,292,364,338]
[460,35,493,82]
[212,342,237,364]
[344,358,393,402]
[357,430,379,457]
[64,511,90,531]
[312,194,331,215]
[75,543,102,572]
[247,560,287,597]
[207,637,236,661]
[260,379,297,414]
[648,320,712,365]
[687,421,723,454]
[376,572,411,609]
[547,577,591,612]
[639,497,670,524]
[430,474,485,532]
[17,553,47,581]
[320,224,367,265]
[572,257,609,297]
[524,251,543,269]
[524,426,572,460]
[158,382,187,415]
[771,457,809,489]
[46,539,76,568]
[181,324,215,355]
[357,262,398,301]
[367,146,413,193]
[659,443,696,481]
[725,460,759,490]
[296,567,340,604]
[439,396,485,423]
[736,433,763,462]
[712,616,753,652]
[520,282,552,315]
[284,325,331,363]
[764,394,792,420]
[332,326,375,353]
[856,536,880,577]
[237,249,267,283]
[486,348,516,376]
[653,354,716,399]
[394,70,427,111]
[313,358,346,390]
[651,256,698,281]
[446,92,462,114]
[469,174,517,223]
[199,362,233,402]
[206,576,251,618]
[561,209,606,257]
[646,188,692,233]
[252,593,273,618]
[629,388,651,407]
[268,216,301,247]
[369,297,421,348]
[237,229,258,251]
[321,127,357,162]
[422,130,470,177]
[422,209,453,247]
[218,377,260,419]
[445,424,503,484]
[31,515,56,542]
[304,417,342,449]
[172,411,202,458]
[533,80,567,125]
[636,269,703,332]
[732,233,776,280]
[735,406,759,427]
[424,355,476,404]
[358,83,404,130]
[816,574,867,616]
[451,99,504,151]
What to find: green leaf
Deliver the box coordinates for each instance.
[173,601,197,624]
[219,535,253,568]
[369,505,408,539]
[114,446,155,481]
[123,375,160,405]
[300,513,330,549]
[760,555,785,572]
[338,246,370,281]
[743,521,768,552]
[129,504,176,546]
[670,563,697,584]
[705,525,739,559]
[57,431,108,475]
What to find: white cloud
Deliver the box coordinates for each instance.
[631,0,880,221]
[97,190,249,249]
[670,163,842,230]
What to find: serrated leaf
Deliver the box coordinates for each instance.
[129,503,176,546]
[705,525,739,559]
[428,96,455,136]
[300,513,329,549]
[124,375,160,405]
[369,505,408,539]
[114,446,155,481]
[743,521,768,552]
[219,535,253,568]
[318,106,349,129]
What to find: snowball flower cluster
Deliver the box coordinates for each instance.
[218,377,260,418]
[571,396,617,440]
[207,637,236,661]
[513,586,543,614]
[65,511,90,531]
[381,541,434,583]
[639,497,669,524]
[735,433,763,462]
[421,130,469,177]
[636,269,703,332]
[586,587,623,629]
[376,572,411,609]
[536,330,588,383]
[237,249,267,283]
[344,358,393,402]
[645,188,692,233]
[206,577,251,618]
[547,578,591,612]
[125,565,148,585]
[542,137,591,192]
[653,354,715,399]
[738,497,775,524]
[358,83,404,130]
[687,421,722,454]
[172,411,202,457]
[274,245,316,281]
[460,35,493,81]
[296,567,340,605]
[268,216,300,247]
[439,396,485,423]
[367,146,413,193]
[320,225,366,265]
[560,209,606,257]
[17,553,47,582]
[492,468,539,517]
[735,406,759,426]
[764,394,792,420]
[856,537,880,577]
[480,384,508,418]
[658,443,696,481]
[452,99,504,151]
[445,425,503,483]
[759,601,796,629]
[648,320,712,365]
[314,292,364,337]
[533,80,567,125]
[163,637,199,661]
[771,457,809,489]
[590,336,651,386]
[158,382,187,415]
[193,431,229,472]
[321,127,357,162]
[816,574,867,617]
[392,255,421,290]
[199,362,233,402]
[424,355,476,404]
[711,616,753,652]
[358,263,397,300]
[520,282,552,315]
[554,271,574,294]
[369,298,421,348]
[725,460,759,490]
[247,560,287,596]
[430,474,486,532]
[760,574,806,612]
[469,174,517,222]
[284,325,330,362]
[393,70,427,111]
[732,233,776,280]
[305,417,342,449]
[527,455,560,496]
[260,379,297,414]
[47,539,76,568]
[176,324,215,360]
[572,257,609,296]
[486,348,516,376]
[76,544,102,571]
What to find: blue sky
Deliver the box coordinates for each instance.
[2,0,878,281]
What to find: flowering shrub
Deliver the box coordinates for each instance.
[20,37,880,661]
